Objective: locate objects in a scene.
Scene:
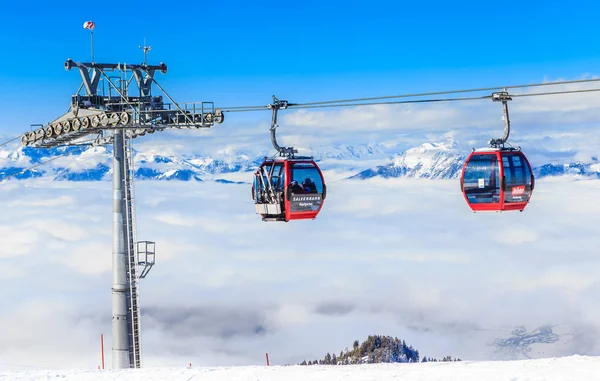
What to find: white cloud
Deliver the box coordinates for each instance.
[376,251,472,264]
[274,303,318,326]
[153,212,200,227]
[152,213,230,233]
[0,265,23,279]
[0,299,103,369]
[0,225,38,258]
[8,195,75,207]
[491,227,539,245]
[50,241,112,276]
[503,271,598,293]
[24,218,90,242]
[283,103,489,133]
[48,146,109,171]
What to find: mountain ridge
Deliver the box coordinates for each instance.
[1,141,598,182]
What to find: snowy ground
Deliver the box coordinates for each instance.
[1,355,599,380]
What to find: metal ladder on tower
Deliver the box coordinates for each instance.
[123,135,142,368]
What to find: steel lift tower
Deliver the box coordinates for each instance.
[19,52,223,369]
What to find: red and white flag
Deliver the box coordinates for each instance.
[83,21,95,30]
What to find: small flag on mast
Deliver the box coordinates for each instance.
[83,21,96,62]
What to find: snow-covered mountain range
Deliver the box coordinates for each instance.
[1,140,599,182]
[349,141,600,180]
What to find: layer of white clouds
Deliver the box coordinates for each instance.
[0,174,599,370]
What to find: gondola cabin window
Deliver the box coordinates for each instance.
[254,162,285,199]
[290,162,324,194]
[253,162,286,220]
[462,154,500,204]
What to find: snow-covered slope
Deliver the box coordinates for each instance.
[535,161,600,178]
[1,141,598,182]
[351,141,467,180]
[1,355,599,381]
[352,141,600,180]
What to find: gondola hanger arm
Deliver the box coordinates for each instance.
[489,90,512,148]
[268,95,298,158]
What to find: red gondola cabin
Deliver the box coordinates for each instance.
[460,148,534,212]
[253,157,326,222]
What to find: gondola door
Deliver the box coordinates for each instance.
[461,151,502,211]
[284,160,326,221]
[500,151,534,211]
[253,160,287,221]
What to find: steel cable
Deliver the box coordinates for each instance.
[0,154,67,183]
[215,77,600,113]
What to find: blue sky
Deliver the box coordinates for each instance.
[0,0,599,135]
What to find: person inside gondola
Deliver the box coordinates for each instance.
[302,178,317,193]
[289,180,303,194]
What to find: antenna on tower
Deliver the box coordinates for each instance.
[139,39,152,66]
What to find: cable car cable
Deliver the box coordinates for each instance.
[217,86,600,113]
[215,77,600,113]
[222,87,600,113]
[0,135,26,148]
[218,105,267,110]
[0,154,68,184]
[510,88,600,98]
[221,107,269,113]
[290,77,600,107]
[220,95,489,113]
[288,87,600,110]
[286,95,489,109]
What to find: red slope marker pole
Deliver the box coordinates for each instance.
[100,334,105,370]
[266,353,270,366]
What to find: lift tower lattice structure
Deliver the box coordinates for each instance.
[19,54,223,369]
